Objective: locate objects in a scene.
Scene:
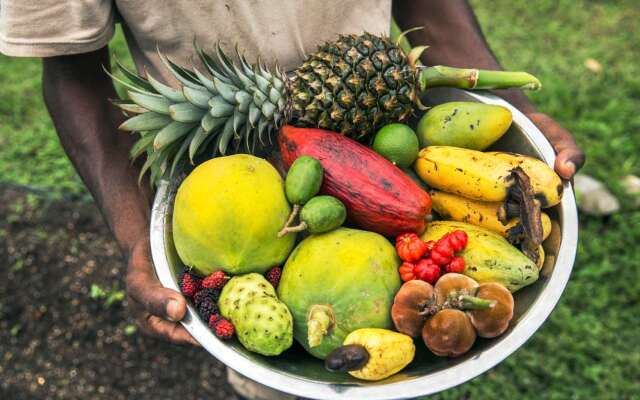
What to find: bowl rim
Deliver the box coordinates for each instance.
[150,90,578,400]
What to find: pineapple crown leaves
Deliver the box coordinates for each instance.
[108,43,289,186]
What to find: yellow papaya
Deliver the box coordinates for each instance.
[173,154,296,275]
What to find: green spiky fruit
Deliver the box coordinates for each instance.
[111,31,541,185]
[234,295,293,356]
[218,273,276,321]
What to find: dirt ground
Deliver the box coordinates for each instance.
[0,188,240,400]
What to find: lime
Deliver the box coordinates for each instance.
[372,123,420,168]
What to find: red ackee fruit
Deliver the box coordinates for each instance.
[414,258,441,284]
[399,262,416,282]
[395,233,429,262]
[202,270,228,290]
[446,256,466,273]
[214,318,235,339]
[448,231,469,252]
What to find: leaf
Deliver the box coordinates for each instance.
[192,66,218,94]
[146,72,187,102]
[153,121,196,150]
[218,117,235,154]
[129,91,171,114]
[129,133,157,160]
[183,86,212,108]
[169,103,207,122]
[114,58,156,92]
[111,100,147,115]
[189,125,216,163]
[171,127,198,177]
[201,112,226,133]
[209,97,235,117]
[213,77,239,104]
[119,112,172,131]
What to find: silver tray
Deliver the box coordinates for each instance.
[150,88,578,400]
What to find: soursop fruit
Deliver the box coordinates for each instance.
[218,273,276,321]
[235,295,293,356]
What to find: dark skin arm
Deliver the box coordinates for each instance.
[393,0,585,179]
[42,47,197,345]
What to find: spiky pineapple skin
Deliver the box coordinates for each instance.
[290,33,417,139]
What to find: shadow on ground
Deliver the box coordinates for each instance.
[0,188,239,400]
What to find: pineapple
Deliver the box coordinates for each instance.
[112,32,540,185]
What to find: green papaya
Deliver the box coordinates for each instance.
[173,154,296,275]
[421,221,538,292]
[416,102,512,150]
[278,228,401,359]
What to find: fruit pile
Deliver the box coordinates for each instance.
[123,29,564,383]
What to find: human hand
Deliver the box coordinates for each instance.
[526,112,585,180]
[125,237,199,345]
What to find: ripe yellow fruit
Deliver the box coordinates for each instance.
[172,154,295,275]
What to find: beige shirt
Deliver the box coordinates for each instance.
[0,1,391,84]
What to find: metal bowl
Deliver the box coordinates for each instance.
[150,88,578,399]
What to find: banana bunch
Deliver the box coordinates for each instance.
[414,146,563,263]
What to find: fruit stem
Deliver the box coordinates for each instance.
[418,66,542,91]
[458,295,496,310]
[278,204,301,237]
[391,17,541,92]
[441,291,496,311]
[307,305,335,348]
[277,220,307,238]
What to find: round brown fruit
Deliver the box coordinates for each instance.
[391,280,435,337]
[422,309,476,357]
[468,282,514,338]
[434,273,479,305]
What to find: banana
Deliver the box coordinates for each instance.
[488,152,563,207]
[430,190,552,244]
[421,221,539,292]
[415,146,543,260]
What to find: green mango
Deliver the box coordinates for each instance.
[417,102,512,150]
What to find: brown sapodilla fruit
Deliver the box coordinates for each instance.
[434,273,479,305]
[391,280,435,337]
[467,282,514,338]
[423,309,476,357]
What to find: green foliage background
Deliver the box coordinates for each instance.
[0,0,638,398]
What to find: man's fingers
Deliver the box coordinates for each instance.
[127,269,187,322]
[527,112,585,179]
[555,148,586,180]
[126,237,187,322]
[143,315,200,346]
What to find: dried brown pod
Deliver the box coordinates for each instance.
[467,282,514,338]
[422,309,476,357]
[391,280,436,337]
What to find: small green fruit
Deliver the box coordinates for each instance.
[278,195,346,237]
[372,123,420,168]
[285,156,324,206]
[416,102,512,150]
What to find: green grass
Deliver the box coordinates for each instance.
[0,0,638,398]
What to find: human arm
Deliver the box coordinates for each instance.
[42,47,197,345]
[393,0,585,179]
